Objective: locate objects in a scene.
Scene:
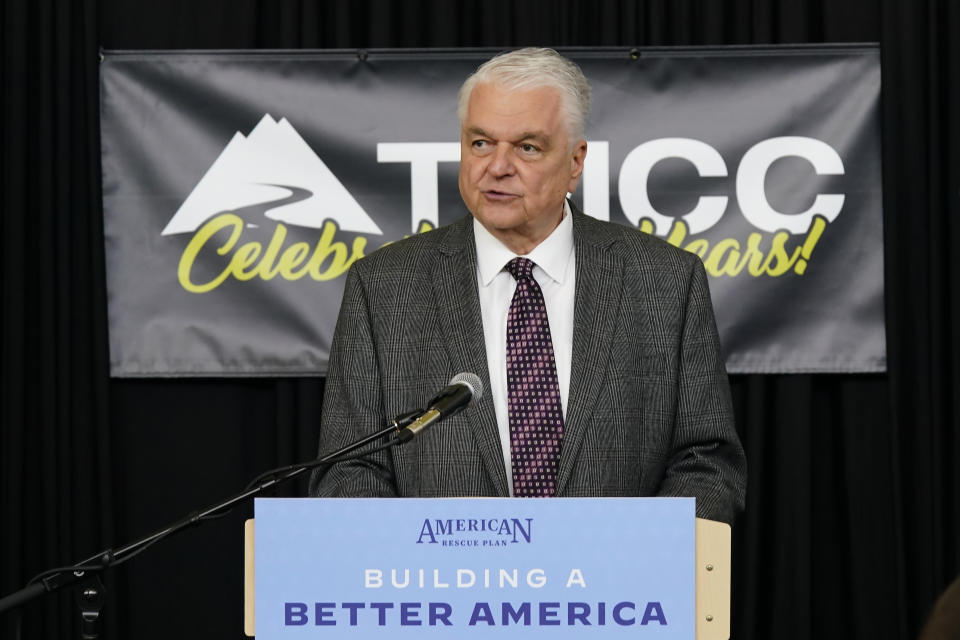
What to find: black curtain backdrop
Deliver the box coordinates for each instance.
[1,1,957,639]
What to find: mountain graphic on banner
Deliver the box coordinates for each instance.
[162,114,382,236]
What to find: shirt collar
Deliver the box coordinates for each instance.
[474,200,575,287]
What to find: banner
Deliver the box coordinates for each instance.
[100,46,885,376]
[254,497,695,638]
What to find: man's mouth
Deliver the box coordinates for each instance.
[483,189,518,200]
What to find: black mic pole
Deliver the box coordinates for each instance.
[0,409,422,618]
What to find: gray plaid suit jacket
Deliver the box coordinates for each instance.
[310,205,746,524]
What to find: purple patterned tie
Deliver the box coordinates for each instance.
[505,257,564,497]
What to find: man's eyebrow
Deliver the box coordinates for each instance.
[465,126,490,138]
[515,130,550,143]
[464,127,551,144]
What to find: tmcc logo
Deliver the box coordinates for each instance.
[163,114,381,236]
[166,114,844,294]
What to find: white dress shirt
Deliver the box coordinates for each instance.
[473,202,576,496]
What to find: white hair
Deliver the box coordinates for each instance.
[457,47,592,143]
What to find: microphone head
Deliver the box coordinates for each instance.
[449,372,483,407]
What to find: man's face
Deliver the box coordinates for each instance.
[458,82,587,253]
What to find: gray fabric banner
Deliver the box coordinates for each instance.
[100,46,885,376]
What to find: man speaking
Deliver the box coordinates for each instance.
[310,47,746,524]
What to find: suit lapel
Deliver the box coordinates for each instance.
[556,211,624,494]
[433,219,510,496]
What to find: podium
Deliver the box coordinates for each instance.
[244,498,731,639]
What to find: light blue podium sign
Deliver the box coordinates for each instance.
[255,497,694,638]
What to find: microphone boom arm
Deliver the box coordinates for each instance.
[0,412,418,615]
[0,371,481,615]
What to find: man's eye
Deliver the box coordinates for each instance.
[519,143,539,154]
[472,140,488,149]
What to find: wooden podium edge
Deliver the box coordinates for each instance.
[244,518,255,637]
[695,517,731,640]
[244,515,731,639]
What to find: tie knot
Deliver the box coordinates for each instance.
[506,257,535,281]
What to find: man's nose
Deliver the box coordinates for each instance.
[487,143,516,177]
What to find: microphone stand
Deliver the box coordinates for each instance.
[0,410,422,638]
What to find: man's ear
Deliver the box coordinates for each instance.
[568,139,588,190]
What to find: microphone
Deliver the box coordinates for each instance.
[395,372,483,443]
